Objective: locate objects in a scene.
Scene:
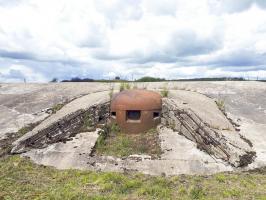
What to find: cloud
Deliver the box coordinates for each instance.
[0,64,47,82]
[209,0,266,14]
[0,0,266,82]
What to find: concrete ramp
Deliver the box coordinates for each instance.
[162,97,255,167]
[12,91,110,153]
[11,88,258,175]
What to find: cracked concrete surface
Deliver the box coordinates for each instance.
[23,131,100,170]
[0,83,110,139]
[23,126,233,175]
[1,81,266,175]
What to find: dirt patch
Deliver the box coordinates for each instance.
[93,124,162,159]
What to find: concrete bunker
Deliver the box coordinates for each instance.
[110,89,162,134]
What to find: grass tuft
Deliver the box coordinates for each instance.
[95,127,162,158]
[119,82,131,92]
[51,103,64,114]
[160,85,169,97]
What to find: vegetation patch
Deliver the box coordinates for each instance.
[215,98,225,112]
[160,86,169,97]
[0,123,39,158]
[51,103,64,114]
[94,124,162,158]
[0,156,266,200]
[136,76,166,82]
[79,112,95,132]
[119,82,131,91]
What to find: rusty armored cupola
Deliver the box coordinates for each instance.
[110,89,162,134]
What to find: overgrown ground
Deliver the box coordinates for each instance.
[0,123,40,158]
[94,127,162,158]
[0,156,266,200]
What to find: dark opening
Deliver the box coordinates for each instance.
[127,110,141,121]
[153,112,160,118]
[111,111,116,117]
[99,116,104,123]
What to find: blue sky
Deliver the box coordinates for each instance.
[0,0,266,82]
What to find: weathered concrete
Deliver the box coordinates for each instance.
[22,126,233,175]
[15,89,253,175]
[1,81,266,175]
[0,83,110,139]
[23,131,100,170]
[168,90,234,130]
[12,91,110,153]
[162,98,255,167]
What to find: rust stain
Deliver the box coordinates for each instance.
[111,89,162,134]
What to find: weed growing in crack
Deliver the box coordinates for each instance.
[216,99,225,112]
[51,103,64,114]
[109,87,114,100]
[79,112,94,132]
[160,84,169,97]
[119,82,131,92]
[18,126,31,136]
[110,123,120,133]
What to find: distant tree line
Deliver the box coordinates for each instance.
[172,77,246,81]
[61,77,94,82]
[135,76,166,82]
[50,76,252,83]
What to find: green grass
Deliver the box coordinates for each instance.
[119,82,131,92]
[216,99,225,112]
[0,156,266,200]
[0,123,39,157]
[79,112,95,132]
[51,103,64,114]
[109,87,114,100]
[17,126,31,136]
[160,85,169,97]
[95,128,162,158]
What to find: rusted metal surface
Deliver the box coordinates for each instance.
[111,89,162,134]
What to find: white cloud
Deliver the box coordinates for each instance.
[0,64,47,82]
[0,0,265,82]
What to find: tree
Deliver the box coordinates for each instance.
[50,78,58,83]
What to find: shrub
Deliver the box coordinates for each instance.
[160,86,169,97]
[109,87,114,100]
[51,103,64,114]
[215,174,226,183]
[119,82,131,91]
[190,186,205,199]
[216,99,225,112]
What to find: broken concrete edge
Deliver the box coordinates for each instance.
[10,91,256,170]
[161,98,256,168]
[214,98,242,132]
[11,101,110,154]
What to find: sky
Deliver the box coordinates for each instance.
[0,0,266,82]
